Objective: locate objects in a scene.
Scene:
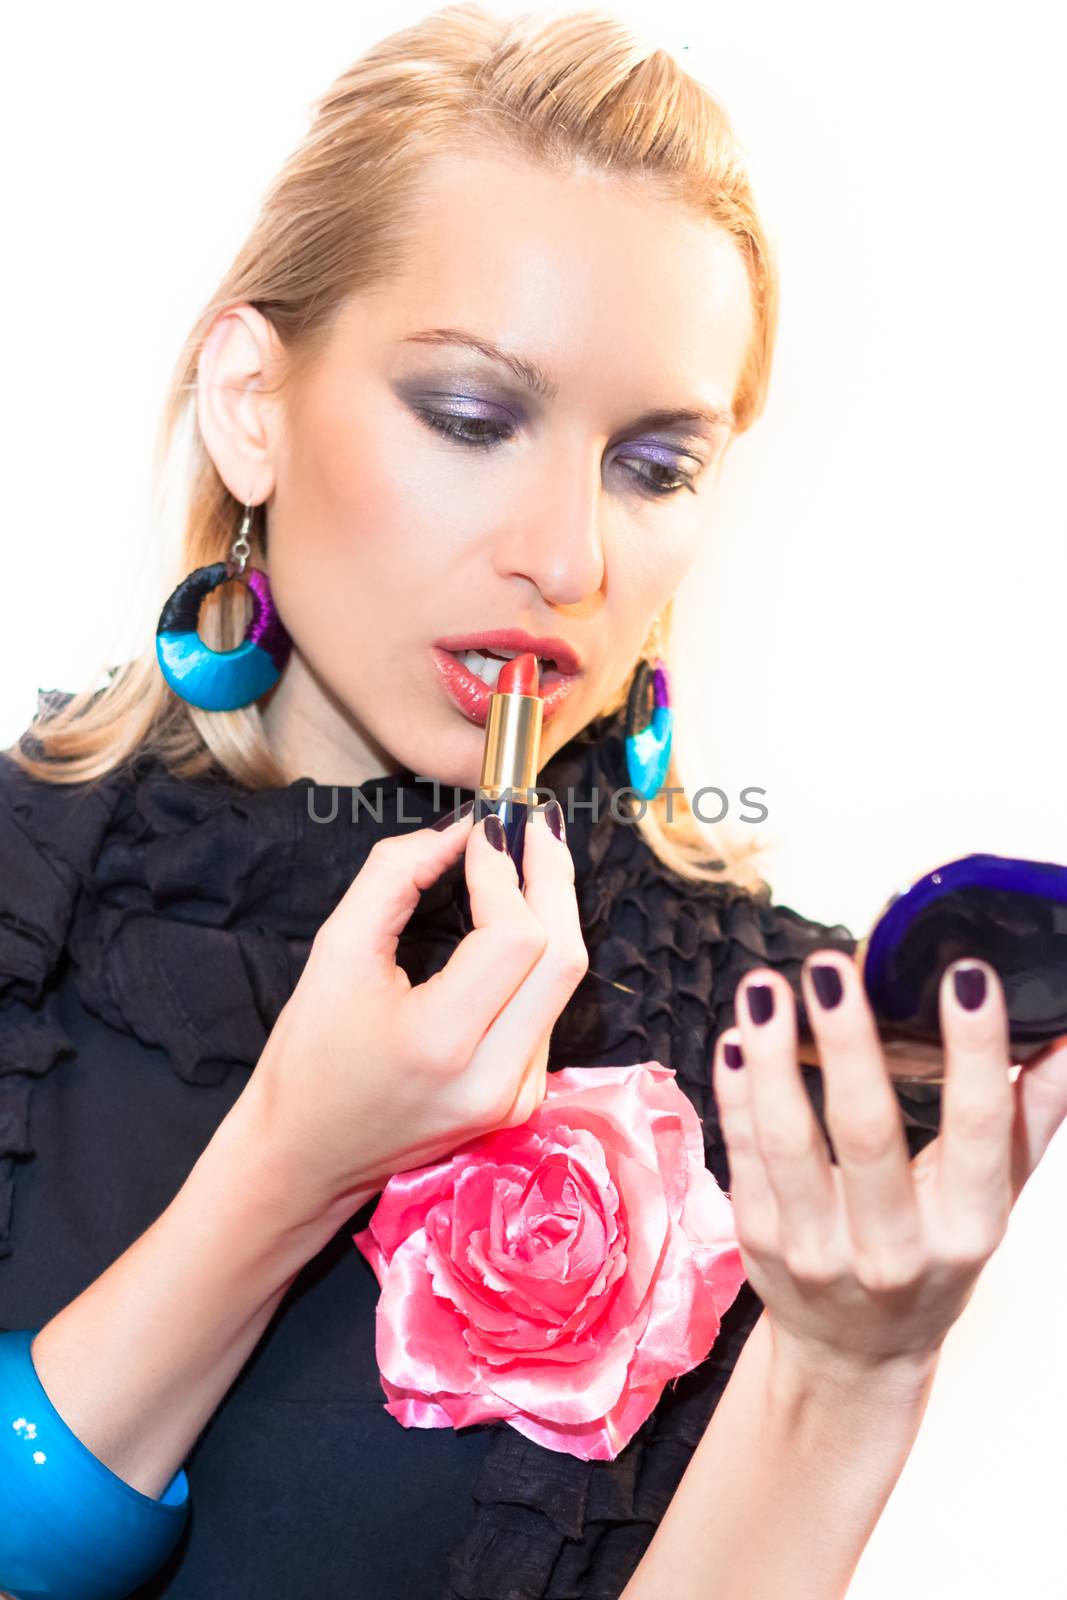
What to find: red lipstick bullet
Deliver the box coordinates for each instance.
[475,651,543,888]
[497,652,540,698]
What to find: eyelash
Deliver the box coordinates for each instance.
[411,408,700,498]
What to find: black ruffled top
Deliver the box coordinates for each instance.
[0,698,941,1599]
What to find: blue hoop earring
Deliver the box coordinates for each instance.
[155,497,293,711]
[624,654,673,801]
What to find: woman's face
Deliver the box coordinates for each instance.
[200,151,754,788]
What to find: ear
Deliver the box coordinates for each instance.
[196,304,288,506]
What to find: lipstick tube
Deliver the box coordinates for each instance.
[474,653,544,889]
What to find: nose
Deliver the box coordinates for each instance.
[491,444,607,605]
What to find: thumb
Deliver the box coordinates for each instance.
[316,807,476,979]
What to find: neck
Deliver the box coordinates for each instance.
[259,652,404,787]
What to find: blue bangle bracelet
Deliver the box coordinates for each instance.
[0,1329,190,1599]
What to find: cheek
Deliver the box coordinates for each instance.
[271,383,443,629]
[609,523,696,642]
[290,386,408,550]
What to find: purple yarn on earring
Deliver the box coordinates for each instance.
[243,566,292,672]
[651,660,671,710]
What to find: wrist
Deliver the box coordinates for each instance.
[762,1315,941,1417]
[205,1086,382,1249]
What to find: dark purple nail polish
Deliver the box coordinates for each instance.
[724,1041,744,1070]
[431,797,475,831]
[484,814,508,853]
[746,983,774,1025]
[810,963,844,1010]
[954,964,987,1010]
[545,799,565,842]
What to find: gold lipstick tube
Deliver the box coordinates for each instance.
[475,687,544,888]
[478,690,543,800]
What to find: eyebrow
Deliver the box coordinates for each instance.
[398,327,735,435]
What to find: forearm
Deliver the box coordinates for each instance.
[27,1092,379,1501]
[621,1311,939,1600]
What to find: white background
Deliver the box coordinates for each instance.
[2,2,1065,1592]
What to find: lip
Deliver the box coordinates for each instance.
[432,629,582,677]
[430,646,580,727]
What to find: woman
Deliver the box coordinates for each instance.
[2,6,1065,1597]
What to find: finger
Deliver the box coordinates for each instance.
[801,953,921,1264]
[936,959,1016,1235]
[315,808,476,975]
[402,814,548,1065]
[491,1029,553,1129]
[711,1028,781,1253]
[736,969,838,1252]
[1017,1032,1067,1072]
[467,802,589,1109]
[1012,1034,1067,1198]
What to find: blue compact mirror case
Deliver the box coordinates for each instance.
[796,854,1067,1081]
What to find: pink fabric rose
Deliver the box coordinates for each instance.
[351,1061,746,1460]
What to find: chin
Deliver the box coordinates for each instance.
[397,714,487,792]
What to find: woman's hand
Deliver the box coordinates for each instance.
[234,803,588,1224]
[712,953,1067,1388]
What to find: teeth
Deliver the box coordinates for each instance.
[453,649,559,687]
[458,649,507,688]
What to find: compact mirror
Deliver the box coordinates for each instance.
[796,854,1067,1083]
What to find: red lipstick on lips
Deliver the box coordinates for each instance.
[430,631,580,728]
[474,651,543,889]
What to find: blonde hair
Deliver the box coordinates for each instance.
[8,2,776,894]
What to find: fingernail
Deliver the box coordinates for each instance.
[430,798,475,831]
[810,963,844,1009]
[953,963,987,1010]
[483,814,508,853]
[724,1040,745,1070]
[746,983,775,1025]
[545,800,565,842]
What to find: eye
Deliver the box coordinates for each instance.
[411,407,701,498]
[412,407,511,452]
[621,459,700,498]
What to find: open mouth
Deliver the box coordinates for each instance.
[430,644,580,727]
[444,647,566,690]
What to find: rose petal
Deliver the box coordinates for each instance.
[627,1226,743,1393]
[479,1312,645,1425]
[374,1231,480,1396]
[504,1375,662,1460]
[360,1152,462,1261]
[381,1377,511,1431]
